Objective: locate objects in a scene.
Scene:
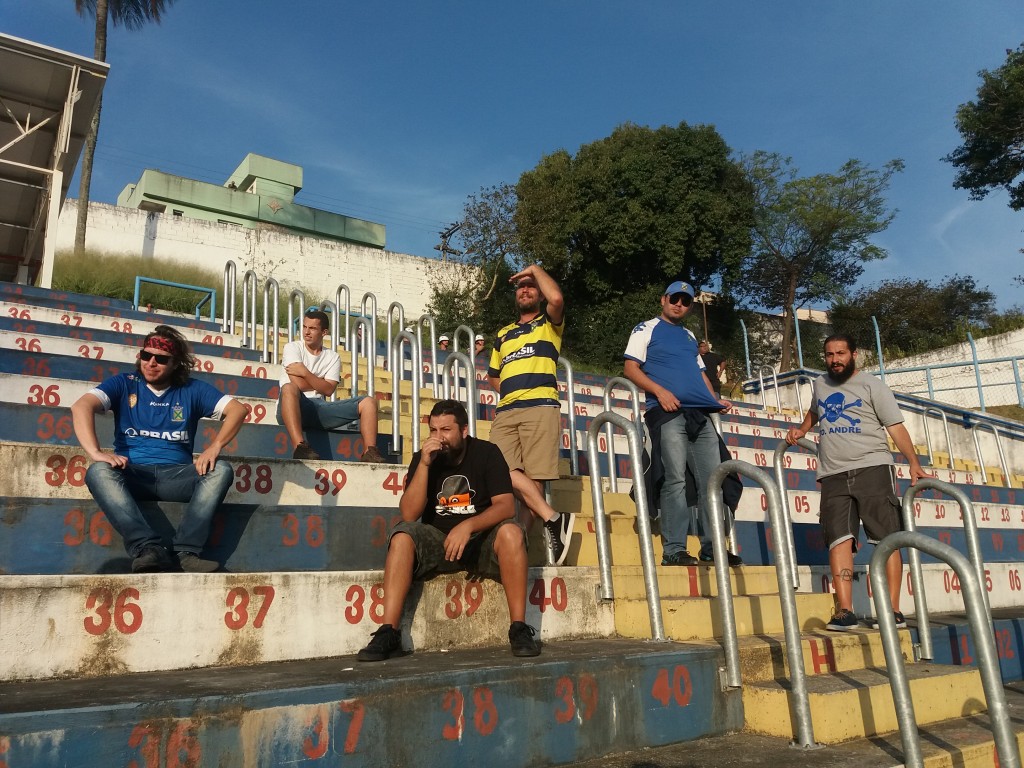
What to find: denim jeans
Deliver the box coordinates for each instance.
[658,415,722,557]
[85,461,234,557]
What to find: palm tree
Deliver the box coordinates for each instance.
[73,0,176,257]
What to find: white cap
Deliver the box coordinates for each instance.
[438,334,450,342]
[474,334,485,342]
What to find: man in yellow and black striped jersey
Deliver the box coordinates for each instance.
[487,264,575,566]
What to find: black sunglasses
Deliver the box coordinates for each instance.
[668,293,693,307]
[140,350,171,365]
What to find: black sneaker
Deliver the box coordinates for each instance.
[357,624,404,662]
[699,546,743,567]
[131,545,174,573]
[509,621,541,657]
[543,513,575,566]
[292,442,321,460]
[661,551,699,566]
[177,551,219,573]
[827,609,860,631]
[872,611,908,629]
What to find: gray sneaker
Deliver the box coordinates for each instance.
[131,545,174,573]
[177,552,220,573]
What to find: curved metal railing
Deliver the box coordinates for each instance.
[442,351,477,437]
[241,269,258,349]
[758,365,782,412]
[871,531,1019,768]
[260,278,280,365]
[391,330,421,454]
[385,301,405,371]
[360,292,377,361]
[972,421,1010,487]
[922,407,953,467]
[335,284,351,352]
[419,314,439,397]
[221,260,236,334]
[601,377,642,492]
[349,317,375,398]
[557,357,579,475]
[772,436,819,590]
[287,289,305,345]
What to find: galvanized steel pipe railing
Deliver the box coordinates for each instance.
[360,292,378,361]
[287,289,306,345]
[419,314,439,397]
[772,436,819,591]
[385,301,405,371]
[557,357,579,475]
[452,324,475,356]
[391,330,422,456]
[972,422,1010,487]
[901,478,989,662]
[349,317,376,398]
[441,351,477,437]
[320,300,338,402]
[260,278,280,365]
[241,269,258,349]
[707,460,773,692]
[585,411,663,640]
[222,260,236,334]
[335,285,351,352]
[758,365,783,412]
[871,531,1020,768]
[921,407,953,467]
[601,377,643,492]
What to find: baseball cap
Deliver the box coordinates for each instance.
[664,280,695,298]
[474,334,485,342]
[438,334,450,342]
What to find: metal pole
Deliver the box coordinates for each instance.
[419,315,439,398]
[335,285,351,352]
[602,377,642,492]
[792,305,804,370]
[772,437,818,590]
[871,532,1020,768]
[222,260,236,334]
[261,278,280,365]
[442,351,477,437]
[705,460,747,690]
[740,319,752,379]
[558,357,579,475]
[386,302,405,372]
[391,330,421,455]
[967,332,985,412]
[871,315,885,384]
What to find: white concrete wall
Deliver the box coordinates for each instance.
[55,200,436,319]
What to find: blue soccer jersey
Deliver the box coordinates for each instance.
[91,373,231,464]
[624,317,722,411]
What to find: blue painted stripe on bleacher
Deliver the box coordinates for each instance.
[916,615,1024,683]
[0,283,135,310]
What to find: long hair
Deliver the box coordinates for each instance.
[138,325,197,387]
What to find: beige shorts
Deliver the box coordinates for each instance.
[489,406,561,481]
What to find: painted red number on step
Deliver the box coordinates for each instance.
[651,665,692,707]
[127,720,201,768]
[528,577,568,613]
[554,674,599,724]
[444,580,484,618]
[44,454,88,487]
[84,587,143,635]
[382,471,405,495]
[224,586,275,630]
[343,583,384,625]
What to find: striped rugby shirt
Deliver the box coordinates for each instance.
[488,311,564,412]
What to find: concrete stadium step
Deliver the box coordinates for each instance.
[2,293,222,332]
[743,662,985,743]
[0,638,740,767]
[0,566,610,682]
[0,401,400,463]
[0,310,251,353]
[918,610,1024,684]
[0,282,135,310]
[612,564,790,598]
[613,590,836,640]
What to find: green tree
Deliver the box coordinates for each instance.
[945,43,1024,211]
[736,151,903,371]
[514,121,754,369]
[73,0,177,258]
[829,274,996,357]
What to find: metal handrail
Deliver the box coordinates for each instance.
[871,531,1020,768]
[222,260,236,334]
[452,324,475,357]
[241,269,258,349]
[902,478,989,662]
[391,330,421,455]
[349,317,375,398]
[921,407,953,467]
[385,301,405,371]
[758,365,782,412]
[585,411,662,639]
[601,377,642,492]
[557,357,578,475]
[360,292,377,361]
[320,300,338,402]
[335,285,351,352]
[442,351,477,437]
[287,289,305,345]
[261,278,280,365]
[772,437,818,590]
[971,421,1010,487]
[419,314,439,397]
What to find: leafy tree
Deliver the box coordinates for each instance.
[73,0,177,257]
[735,151,903,370]
[829,274,996,357]
[945,43,1024,210]
[514,121,754,369]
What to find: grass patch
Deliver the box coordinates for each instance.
[985,405,1024,424]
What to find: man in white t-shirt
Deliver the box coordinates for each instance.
[278,309,383,462]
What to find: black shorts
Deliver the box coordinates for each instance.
[819,465,902,552]
[389,519,527,579]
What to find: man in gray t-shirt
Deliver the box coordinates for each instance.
[787,334,929,632]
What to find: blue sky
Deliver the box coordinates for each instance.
[4,1,1024,309]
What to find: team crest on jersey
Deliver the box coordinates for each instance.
[128,394,138,409]
[171,404,185,422]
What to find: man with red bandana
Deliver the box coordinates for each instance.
[71,325,247,573]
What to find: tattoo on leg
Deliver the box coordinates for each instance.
[837,568,853,582]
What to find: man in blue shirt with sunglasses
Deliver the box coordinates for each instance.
[624,281,736,567]
[72,325,247,574]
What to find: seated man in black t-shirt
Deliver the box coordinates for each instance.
[357,399,540,661]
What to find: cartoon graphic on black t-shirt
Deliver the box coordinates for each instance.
[435,475,477,516]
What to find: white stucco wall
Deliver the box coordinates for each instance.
[55,200,437,319]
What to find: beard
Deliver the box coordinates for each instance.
[827,358,856,384]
